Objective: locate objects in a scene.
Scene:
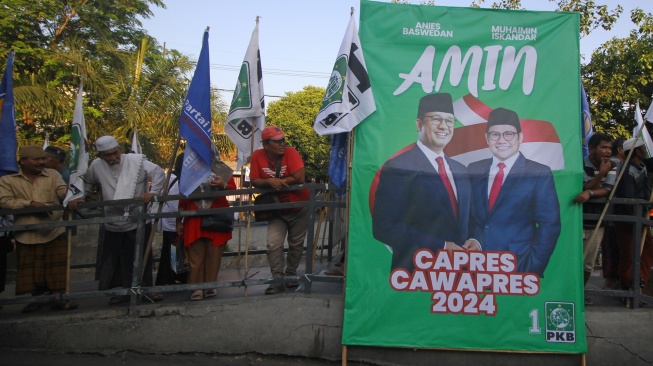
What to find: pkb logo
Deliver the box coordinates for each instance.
[545,302,576,343]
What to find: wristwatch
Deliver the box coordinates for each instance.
[587,189,594,197]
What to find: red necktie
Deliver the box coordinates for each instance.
[488,162,506,210]
[436,157,457,217]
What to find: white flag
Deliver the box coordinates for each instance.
[225,21,265,169]
[131,127,142,154]
[313,14,376,135]
[64,82,88,206]
[645,100,653,123]
[43,132,49,149]
[633,102,653,157]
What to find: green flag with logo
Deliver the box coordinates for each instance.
[225,22,265,168]
[64,82,88,206]
[343,1,586,353]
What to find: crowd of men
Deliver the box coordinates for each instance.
[0,127,310,313]
[0,96,651,313]
[576,132,653,305]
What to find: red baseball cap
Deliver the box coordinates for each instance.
[261,126,285,141]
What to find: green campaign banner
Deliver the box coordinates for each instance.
[343,0,586,353]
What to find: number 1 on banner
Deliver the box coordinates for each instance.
[529,309,541,334]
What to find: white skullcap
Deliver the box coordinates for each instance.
[623,137,645,151]
[95,136,119,152]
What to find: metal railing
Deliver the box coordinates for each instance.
[1,189,651,312]
[583,196,653,309]
[0,183,346,314]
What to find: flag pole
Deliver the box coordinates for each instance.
[341,129,354,288]
[319,186,331,263]
[340,128,354,366]
[235,166,244,267]
[242,15,261,296]
[244,178,252,296]
[343,6,356,286]
[139,134,181,283]
[65,77,84,295]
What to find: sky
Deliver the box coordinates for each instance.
[140,0,652,105]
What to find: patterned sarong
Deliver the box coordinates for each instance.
[16,234,68,295]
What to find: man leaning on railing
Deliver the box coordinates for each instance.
[0,145,78,313]
[68,136,165,305]
[250,126,310,295]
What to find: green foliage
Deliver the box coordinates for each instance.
[555,0,623,37]
[470,0,622,38]
[265,86,330,181]
[582,9,653,137]
[0,0,229,167]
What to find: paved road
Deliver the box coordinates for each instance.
[0,350,375,366]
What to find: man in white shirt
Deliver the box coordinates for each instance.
[70,136,164,304]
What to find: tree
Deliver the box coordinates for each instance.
[0,0,230,167]
[470,0,623,38]
[582,8,653,136]
[265,86,330,181]
[0,0,165,147]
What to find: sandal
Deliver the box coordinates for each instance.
[204,289,217,298]
[190,290,204,301]
[50,300,78,311]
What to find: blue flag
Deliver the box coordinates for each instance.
[0,51,17,176]
[179,30,212,195]
[328,132,348,193]
[581,83,593,157]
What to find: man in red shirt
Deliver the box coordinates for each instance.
[250,126,309,294]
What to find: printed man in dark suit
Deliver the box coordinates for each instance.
[371,93,479,272]
[468,108,560,277]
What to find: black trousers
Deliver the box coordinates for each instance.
[98,224,154,290]
[0,235,10,294]
[155,230,187,286]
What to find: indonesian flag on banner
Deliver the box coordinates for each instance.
[64,82,88,206]
[444,94,564,171]
[633,102,653,157]
[179,29,212,195]
[225,21,265,169]
[130,127,142,154]
[0,50,17,176]
[313,14,376,136]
